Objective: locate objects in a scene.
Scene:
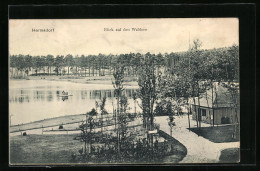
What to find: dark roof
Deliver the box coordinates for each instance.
[190,83,236,108]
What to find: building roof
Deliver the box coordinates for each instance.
[189,83,238,108]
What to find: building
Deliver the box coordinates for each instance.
[189,83,240,125]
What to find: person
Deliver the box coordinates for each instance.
[142,138,146,148]
[154,139,159,151]
[163,140,167,153]
[62,90,65,95]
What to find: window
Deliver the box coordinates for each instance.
[201,109,206,116]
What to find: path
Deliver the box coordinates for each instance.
[155,115,239,163]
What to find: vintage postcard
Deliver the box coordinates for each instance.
[9,18,240,165]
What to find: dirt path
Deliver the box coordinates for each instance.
[155,115,239,163]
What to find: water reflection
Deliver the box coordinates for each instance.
[9,80,139,125]
[61,96,68,101]
[10,89,137,103]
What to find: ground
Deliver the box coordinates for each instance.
[189,125,239,143]
[219,148,240,163]
[155,115,240,163]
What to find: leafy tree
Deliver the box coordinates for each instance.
[40,56,47,75]
[191,38,203,50]
[112,61,125,154]
[98,97,108,134]
[54,55,64,76]
[136,52,158,148]
[46,55,54,76]
[9,55,17,77]
[65,54,74,75]
[24,55,32,76]
[32,56,42,76]
[118,95,129,149]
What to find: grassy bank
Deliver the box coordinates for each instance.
[10,131,187,164]
[10,114,86,133]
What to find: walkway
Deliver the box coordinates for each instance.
[155,115,239,163]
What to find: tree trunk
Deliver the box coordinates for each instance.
[192,97,198,128]
[117,95,120,154]
[134,101,136,114]
[197,85,201,128]
[188,104,191,130]
[101,113,103,135]
[205,85,210,124]
[211,85,215,127]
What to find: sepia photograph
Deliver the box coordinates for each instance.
[9,18,240,165]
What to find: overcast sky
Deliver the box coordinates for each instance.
[9,18,238,56]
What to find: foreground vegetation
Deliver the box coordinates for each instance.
[10,131,186,164]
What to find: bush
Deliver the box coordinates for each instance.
[87,108,98,116]
[154,101,174,116]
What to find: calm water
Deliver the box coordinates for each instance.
[9,79,140,125]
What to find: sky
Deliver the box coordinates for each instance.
[9,18,239,56]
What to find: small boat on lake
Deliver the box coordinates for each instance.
[58,91,73,97]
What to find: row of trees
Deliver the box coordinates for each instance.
[9,52,180,77]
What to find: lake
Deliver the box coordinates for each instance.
[9,79,140,125]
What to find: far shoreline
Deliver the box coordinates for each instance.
[9,75,139,86]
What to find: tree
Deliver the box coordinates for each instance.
[15,54,26,77]
[32,56,42,76]
[78,108,97,155]
[79,55,88,77]
[65,54,74,75]
[172,41,206,128]
[221,44,239,138]
[118,95,129,150]
[112,60,125,154]
[54,55,64,76]
[137,52,158,147]
[9,55,17,77]
[46,55,54,76]
[98,97,108,135]
[191,38,202,50]
[132,92,137,114]
[40,56,47,75]
[24,55,32,76]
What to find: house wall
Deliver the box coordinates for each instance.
[191,105,213,124]
[214,107,240,125]
[191,105,240,125]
